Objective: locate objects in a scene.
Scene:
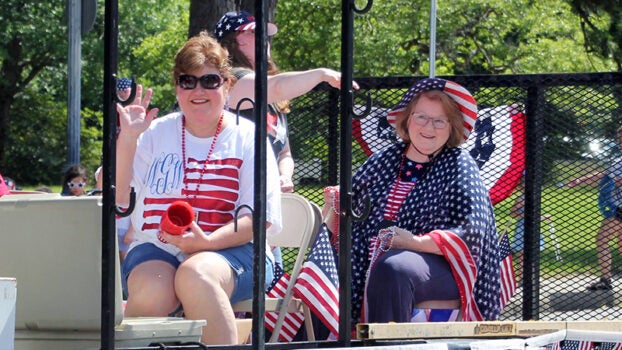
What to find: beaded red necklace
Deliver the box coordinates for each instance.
[181,113,224,202]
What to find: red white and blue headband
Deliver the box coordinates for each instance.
[387,78,478,140]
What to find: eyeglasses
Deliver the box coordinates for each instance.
[67,182,86,189]
[410,113,449,130]
[177,74,226,90]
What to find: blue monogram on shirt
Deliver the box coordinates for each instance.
[145,152,183,195]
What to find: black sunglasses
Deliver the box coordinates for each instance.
[177,74,226,90]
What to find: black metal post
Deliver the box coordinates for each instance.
[338,0,354,346]
[101,0,118,348]
[327,89,340,186]
[101,0,118,346]
[523,85,544,321]
[251,1,268,349]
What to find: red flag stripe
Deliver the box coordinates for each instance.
[294,265,339,335]
[429,230,483,321]
[263,272,304,342]
[499,254,516,308]
[296,265,339,306]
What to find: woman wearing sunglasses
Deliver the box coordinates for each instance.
[115,32,282,345]
[61,164,88,196]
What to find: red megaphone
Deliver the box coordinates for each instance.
[160,201,195,235]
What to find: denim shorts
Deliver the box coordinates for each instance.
[122,242,274,304]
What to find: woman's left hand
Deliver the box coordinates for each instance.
[387,227,441,254]
[386,227,414,250]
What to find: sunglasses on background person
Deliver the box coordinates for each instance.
[177,74,226,90]
[67,181,86,189]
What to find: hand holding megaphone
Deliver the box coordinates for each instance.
[160,201,195,235]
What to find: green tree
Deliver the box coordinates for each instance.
[0,2,67,171]
[274,0,614,76]
[567,0,622,71]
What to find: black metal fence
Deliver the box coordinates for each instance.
[284,72,622,321]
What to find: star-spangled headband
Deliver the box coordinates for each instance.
[387,78,478,140]
[116,78,132,91]
[213,10,278,42]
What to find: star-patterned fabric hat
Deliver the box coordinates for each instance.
[387,78,478,140]
[213,10,278,42]
[116,77,132,91]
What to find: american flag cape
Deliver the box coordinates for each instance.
[264,267,304,342]
[428,230,484,321]
[293,225,339,338]
[350,144,501,324]
[498,231,517,309]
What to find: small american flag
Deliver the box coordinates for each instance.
[560,340,594,350]
[499,232,517,309]
[596,342,622,350]
[293,225,339,338]
[264,267,304,342]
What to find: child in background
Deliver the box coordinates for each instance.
[61,164,88,196]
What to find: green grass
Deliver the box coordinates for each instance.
[494,184,616,278]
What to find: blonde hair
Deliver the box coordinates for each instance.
[172,31,236,87]
[394,90,464,148]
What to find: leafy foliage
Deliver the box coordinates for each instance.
[567,0,622,70]
[1,0,620,186]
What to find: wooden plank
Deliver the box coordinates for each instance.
[356,321,581,340]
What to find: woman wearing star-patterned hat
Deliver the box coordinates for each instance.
[346,77,501,326]
[213,10,359,194]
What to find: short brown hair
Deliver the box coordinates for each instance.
[172,31,236,87]
[394,90,465,148]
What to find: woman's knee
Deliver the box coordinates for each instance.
[175,253,233,295]
[368,258,409,290]
[126,263,178,316]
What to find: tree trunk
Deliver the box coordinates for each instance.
[188,0,278,38]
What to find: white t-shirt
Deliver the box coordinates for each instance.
[128,111,282,261]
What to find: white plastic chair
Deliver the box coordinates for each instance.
[232,192,322,342]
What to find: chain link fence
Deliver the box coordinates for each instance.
[283,72,622,321]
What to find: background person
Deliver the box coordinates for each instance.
[214,11,357,275]
[214,10,358,193]
[0,173,9,196]
[568,125,622,291]
[115,32,281,345]
[61,164,88,196]
[342,78,501,325]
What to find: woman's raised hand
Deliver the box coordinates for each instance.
[116,84,159,139]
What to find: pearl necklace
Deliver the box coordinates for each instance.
[181,113,224,203]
